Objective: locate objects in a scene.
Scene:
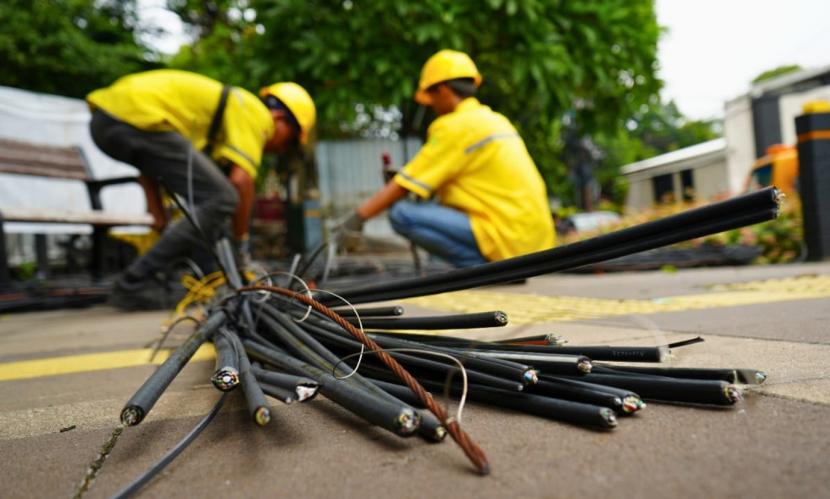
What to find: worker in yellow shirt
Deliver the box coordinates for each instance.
[338,50,554,267]
[86,69,315,309]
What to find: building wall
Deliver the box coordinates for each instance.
[723,95,756,194]
[723,82,830,196]
[624,178,654,213]
[693,159,731,200]
[316,137,421,239]
[779,86,830,145]
[623,155,728,213]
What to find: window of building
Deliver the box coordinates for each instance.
[681,169,695,201]
[652,173,674,204]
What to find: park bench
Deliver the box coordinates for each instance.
[0,137,153,284]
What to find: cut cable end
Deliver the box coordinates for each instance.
[546,334,565,346]
[211,368,240,392]
[121,407,143,427]
[737,369,767,385]
[396,408,421,436]
[254,407,271,426]
[295,384,320,402]
[523,369,540,385]
[600,408,618,428]
[725,385,743,404]
[622,395,644,414]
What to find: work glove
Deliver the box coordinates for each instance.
[334,211,365,250]
[342,211,365,233]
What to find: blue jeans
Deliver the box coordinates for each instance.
[388,201,487,268]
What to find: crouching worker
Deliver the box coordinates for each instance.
[336,50,554,268]
[87,69,315,309]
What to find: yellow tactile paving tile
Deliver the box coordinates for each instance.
[710,274,830,293]
[404,275,830,326]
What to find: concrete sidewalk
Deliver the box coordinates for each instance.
[1,262,828,498]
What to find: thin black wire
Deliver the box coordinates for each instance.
[111,392,229,499]
[148,316,202,363]
[667,337,704,349]
[295,241,328,278]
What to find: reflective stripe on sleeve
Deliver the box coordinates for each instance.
[224,144,256,170]
[397,171,433,196]
[464,133,520,154]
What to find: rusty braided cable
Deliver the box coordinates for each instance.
[238,285,490,475]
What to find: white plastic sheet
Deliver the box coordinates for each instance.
[0,85,146,234]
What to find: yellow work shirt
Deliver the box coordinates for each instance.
[394,98,555,261]
[87,69,273,179]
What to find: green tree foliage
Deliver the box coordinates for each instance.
[594,98,721,206]
[752,64,802,84]
[168,0,661,199]
[620,98,719,155]
[0,0,157,98]
[166,0,258,90]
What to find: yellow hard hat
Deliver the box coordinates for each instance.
[802,99,830,114]
[259,82,316,144]
[415,50,482,105]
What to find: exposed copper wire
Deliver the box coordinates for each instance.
[238,284,491,475]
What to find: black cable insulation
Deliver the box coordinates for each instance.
[228,331,271,425]
[121,311,225,426]
[445,343,668,363]
[243,339,421,437]
[298,316,533,388]
[558,373,739,405]
[111,392,228,499]
[336,207,777,304]
[344,311,508,330]
[323,191,780,304]
[330,305,405,318]
[593,364,739,383]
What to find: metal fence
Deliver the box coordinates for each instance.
[316,137,422,238]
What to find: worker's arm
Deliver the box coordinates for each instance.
[137,175,168,231]
[228,165,255,240]
[356,180,409,220]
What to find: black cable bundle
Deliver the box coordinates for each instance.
[106,188,777,496]
[323,187,781,304]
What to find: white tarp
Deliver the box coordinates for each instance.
[0,85,146,234]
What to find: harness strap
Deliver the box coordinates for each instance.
[203,85,231,155]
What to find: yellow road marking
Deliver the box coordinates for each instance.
[0,344,216,382]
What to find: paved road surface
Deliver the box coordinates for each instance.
[1,262,828,498]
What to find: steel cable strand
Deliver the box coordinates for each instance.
[238,285,491,475]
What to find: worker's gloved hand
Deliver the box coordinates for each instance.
[342,211,365,233]
[232,236,252,270]
[334,211,365,250]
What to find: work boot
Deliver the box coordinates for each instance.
[110,271,186,311]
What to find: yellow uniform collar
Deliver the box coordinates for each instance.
[452,97,482,114]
